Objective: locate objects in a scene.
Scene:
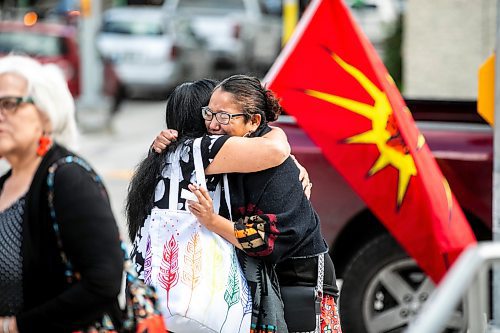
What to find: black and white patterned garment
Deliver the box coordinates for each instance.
[0,196,25,316]
[131,134,229,279]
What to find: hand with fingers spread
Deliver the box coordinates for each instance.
[291,154,312,199]
[151,129,178,154]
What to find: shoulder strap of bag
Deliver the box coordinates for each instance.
[316,253,324,296]
[47,155,108,283]
[47,156,135,281]
[193,137,232,219]
[223,174,232,221]
[192,137,207,188]
[168,138,208,210]
[168,147,181,210]
[193,137,225,214]
[193,137,230,216]
[314,254,325,331]
[168,137,232,218]
[48,156,164,331]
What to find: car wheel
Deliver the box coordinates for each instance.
[339,234,467,333]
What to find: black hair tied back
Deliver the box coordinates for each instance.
[263,86,283,122]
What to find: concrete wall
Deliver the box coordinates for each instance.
[403,0,495,100]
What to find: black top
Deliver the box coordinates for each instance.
[153,135,229,210]
[131,134,229,280]
[0,144,123,333]
[231,125,338,296]
[0,196,25,315]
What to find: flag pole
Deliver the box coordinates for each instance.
[493,0,500,326]
[282,0,299,46]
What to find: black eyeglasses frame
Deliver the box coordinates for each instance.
[201,106,248,125]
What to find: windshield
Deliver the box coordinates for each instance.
[177,0,245,10]
[102,20,164,36]
[0,32,64,56]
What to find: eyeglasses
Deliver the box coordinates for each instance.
[201,106,247,125]
[0,96,34,115]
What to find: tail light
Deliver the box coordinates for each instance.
[170,44,179,59]
[232,23,241,39]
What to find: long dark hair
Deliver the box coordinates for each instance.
[126,79,218,241]
[216,74,283,131]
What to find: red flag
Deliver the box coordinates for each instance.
[264,0,476,282]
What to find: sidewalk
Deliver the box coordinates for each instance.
[77,99,166,242]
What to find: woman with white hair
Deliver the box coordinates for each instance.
[0,55,123,333]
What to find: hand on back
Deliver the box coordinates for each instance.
[152,129,178,153]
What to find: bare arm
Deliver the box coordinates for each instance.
[205,126,290,175]
[151,128,312,197]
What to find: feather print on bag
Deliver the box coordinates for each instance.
[143,235,152,284]
[158,235,179,315]
[208,238,224,304]
[181,231,202,316]
[220,251,241,332]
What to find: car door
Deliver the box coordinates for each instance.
[247,0,282,73]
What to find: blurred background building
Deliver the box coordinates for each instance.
[403,0,495,100]
[0,0,494,102]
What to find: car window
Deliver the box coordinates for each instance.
[259,0,282,16]
[102,20,164,36]
[177,0,245,10]
[0,32,64,57]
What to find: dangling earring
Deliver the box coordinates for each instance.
[37,134,52,156]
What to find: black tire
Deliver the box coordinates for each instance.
[339,234,467,333]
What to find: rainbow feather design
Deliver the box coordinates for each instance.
[209,238,224,303]
[220,250,241,332]
[158,235,179,315]
[181,231,202,316]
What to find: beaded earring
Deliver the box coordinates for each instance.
[36,134,52,156]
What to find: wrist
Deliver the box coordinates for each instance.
[205,213,220,232]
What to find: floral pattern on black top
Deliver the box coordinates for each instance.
[131,134,229,280]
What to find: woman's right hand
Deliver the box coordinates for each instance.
[186,184,217,230]
[151,129,178,153]
[187,184,243,250]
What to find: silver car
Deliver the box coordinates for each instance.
[163,0,282,75]
[97,6,213,97]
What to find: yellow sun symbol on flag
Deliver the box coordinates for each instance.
[305,53,417,207]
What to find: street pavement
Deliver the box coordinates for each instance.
[77,99,166,243]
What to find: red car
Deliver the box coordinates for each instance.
[0,20,80,96]
[276,99,492,333]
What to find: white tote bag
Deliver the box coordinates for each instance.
[146,138,251,333]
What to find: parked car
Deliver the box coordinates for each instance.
[97,6,213,98]
[0,20,80,96]
[162,0,282,75]
[348,0,399,60]
[276,99,492,333]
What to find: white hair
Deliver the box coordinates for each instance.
[0,55,79,150]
